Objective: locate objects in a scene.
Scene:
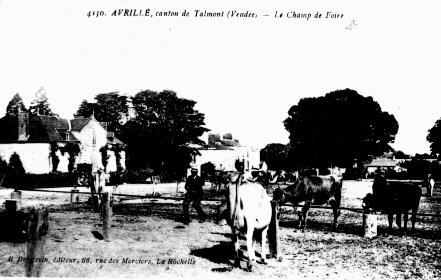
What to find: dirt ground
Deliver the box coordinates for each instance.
[0,180,440,279]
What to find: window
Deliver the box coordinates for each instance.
[92,129,96,146]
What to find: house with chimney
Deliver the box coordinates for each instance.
[0,112,125,174]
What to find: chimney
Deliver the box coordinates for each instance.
[17,111,29,141]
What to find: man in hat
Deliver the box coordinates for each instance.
[182,167,208,224]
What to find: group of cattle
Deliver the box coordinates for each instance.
[218,170,428,271]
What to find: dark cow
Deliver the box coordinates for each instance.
[273,175,342,229]
[213,170,236,192]
[225,172,272,271]
[362,174,422,233]
[212,170,226,192]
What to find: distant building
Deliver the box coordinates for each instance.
[0,112,125,174]
[364,157,398,174]
[189,133,260,174]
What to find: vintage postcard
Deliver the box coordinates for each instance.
[0,0,440,279]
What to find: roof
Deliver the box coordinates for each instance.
[365,158,397,167]
[199,144,234,151]
[108,136,124,145]
[70,118,91,131]
[107,132,124,145]
[0,114,123,145]
[100,122,108,130]
[0,114,79,143]
[71,118,109,133]
[31,115,78,142]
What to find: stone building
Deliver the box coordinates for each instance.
[0,112,125,174]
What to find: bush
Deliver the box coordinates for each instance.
[76,163,92,174]
[343,167,364,180]
[0,157,7,174]
[8,153,25,175]
[385,171,410,180]
[398,159,441,180]
[108,171,125,185]
[123,169,154,184]
[201,162,215,180]
[2,172,77,189]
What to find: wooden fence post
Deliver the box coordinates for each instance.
[5,199,17,213]
[269,200,282,260]
[70,188,80,203]
[362,213,377,239]
[25,207,49,277]
[11,191,22,209]
[101,192,112,241]
[5,200,18,241]
[11,190,22,200]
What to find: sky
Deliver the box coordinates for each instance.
[0,0,440,154]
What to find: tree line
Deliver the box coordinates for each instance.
[4,87,441,179]
[262,88,441,176]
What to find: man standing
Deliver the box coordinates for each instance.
[425,174,434,197]
[90,151,104,205]
[182,167,208,224]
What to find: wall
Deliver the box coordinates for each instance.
[192,146,260,174]
[0,143,70,174]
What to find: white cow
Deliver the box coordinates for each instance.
[226,173,272,271]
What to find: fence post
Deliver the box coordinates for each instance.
[101,192,112,241]
[152,180,156,196]
[362,213,377,239]
[11,190,22,208]
[269,200,282,260]
[5,200,18,241]
[70,188,80,203]
[5,199,17,213]
[11,190,22,200]
[25,207,49,277]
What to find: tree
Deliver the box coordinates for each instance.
[260,143,290,170]
[29,87,55,116]
[121,90,209,179]
[0,157,7,175]
[60,143,81,172]
[427,119,441,159]
[6,93,27,116]
[74,92,129,136]
[394,150,410,159]
[200,162,216,180]
[284,88,399,168]
[208,133,221,145]
[223,133,233,140]
[49,143,60,172]
[110,143,125,172]
[414,153,435,160]
[99,145,110,172]
[8,152,25,175]
[75,99,96,118]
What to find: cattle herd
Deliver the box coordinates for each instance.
[216,169,428,271]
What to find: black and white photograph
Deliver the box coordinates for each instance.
[0,0,440,279]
